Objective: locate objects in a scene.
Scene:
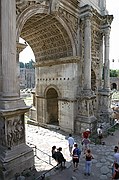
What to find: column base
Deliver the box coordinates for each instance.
[98,89,113,123]
[0,98,34,180]
[75,115,97,134]
[0,144,34,180]
[0,98,29,111]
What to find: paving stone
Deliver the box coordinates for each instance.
[24,123,119,180]
[100,166,109,175]
[100,175,108,180]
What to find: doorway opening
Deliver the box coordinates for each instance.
[46,88,58,125]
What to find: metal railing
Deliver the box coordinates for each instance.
[27,142,54,166]
[27,142,58,180]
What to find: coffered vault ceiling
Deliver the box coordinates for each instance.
[20,14,73,62]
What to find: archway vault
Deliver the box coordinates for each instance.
[16,4,76,62]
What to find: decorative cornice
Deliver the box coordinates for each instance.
[101,15,113,29]
[34,56,80,67]
[16,42,27,53]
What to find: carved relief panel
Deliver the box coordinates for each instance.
[6,115,25,148]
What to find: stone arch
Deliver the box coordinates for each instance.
[44,85,61,98]
[16,5,76,58]
[111,83,117,90]
[45,86,59,125]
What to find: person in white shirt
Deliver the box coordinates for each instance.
[97,126,103,144]
[68,134,75,156]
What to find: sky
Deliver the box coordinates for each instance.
[19,0,119,69]
[106,0,119,69]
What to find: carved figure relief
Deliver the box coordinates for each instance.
[7,116,24,148]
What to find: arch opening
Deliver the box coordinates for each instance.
[111,83,117,90]
[19,38,35,89]
[19,13,73,63]
[46,88,58,125]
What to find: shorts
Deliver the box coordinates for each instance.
[73,158,79,163]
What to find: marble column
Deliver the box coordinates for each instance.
[75,10,97,135]
[103,27,110,90]
[1,0,18,98]
[0,1,34,179]
[98,33,104,89]
[84,14,92,91]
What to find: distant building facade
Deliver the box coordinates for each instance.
[20,67,35,89]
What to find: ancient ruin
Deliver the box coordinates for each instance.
[0,0,113,179]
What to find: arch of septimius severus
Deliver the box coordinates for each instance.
[0,0,113,179]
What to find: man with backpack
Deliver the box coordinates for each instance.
[72,143,81,171]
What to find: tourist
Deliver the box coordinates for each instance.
[82,129,91,139]
[82,136,90,154]
[72,143,81,171]
[114,147,119,164]
[84,149,94,176]
[112,146,119,176]
[56,147,66,169]
[68,134,75,156]
[112,162,119,179]
[51,146,57,160]
[97,126,103,144]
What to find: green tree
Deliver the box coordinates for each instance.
[25,59,35,69]
[19,62,25,68]
[110,69,119,77]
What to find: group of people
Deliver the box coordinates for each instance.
[112,145,119,179]
[51,146,66,169]
[67,132,94,174]
[51,129,119,178]
[52,131,94,175]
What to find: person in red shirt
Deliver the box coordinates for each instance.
[82,129,91,139]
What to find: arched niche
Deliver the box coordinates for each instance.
[111,83,117,90]
[46,88,58,125]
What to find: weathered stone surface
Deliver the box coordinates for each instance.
[100,166,110,175]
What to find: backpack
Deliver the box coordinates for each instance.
[73,148,81,159]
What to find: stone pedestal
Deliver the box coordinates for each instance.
[97,89,113,124]
[75,90,97,134]
[0,144,34,180]
[0,100,34,180]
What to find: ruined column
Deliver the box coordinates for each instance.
[103,27,110,90]
[97,15,113,124]
[84,14,92,91]
[75,7,97,134]
[1,0,18,98]
[0,1,34,179]
[98,33,104,89]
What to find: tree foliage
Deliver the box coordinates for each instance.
[20,62,24,68]
[110,69,119,77]
[19,59,35,69]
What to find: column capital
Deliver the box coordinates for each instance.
[17,42,27,54]
[80,5,93,21]
[101,15,113,32]
[80,12,93,22]
[101,26,111,36]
